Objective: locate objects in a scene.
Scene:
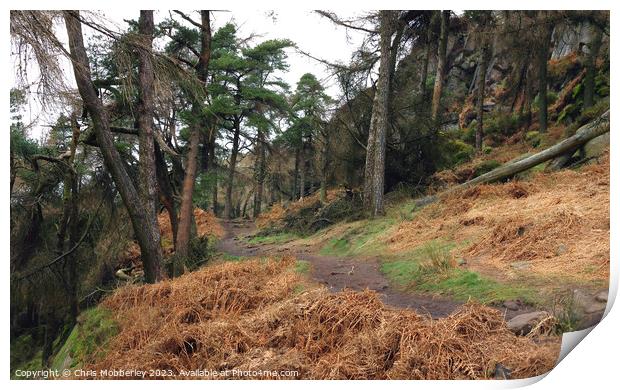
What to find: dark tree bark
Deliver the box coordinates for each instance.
[64,10,163,283]
[523,64,534,126]
[319,129,329,204]
[154,143,178,246]
[176,11,212,264]
[583,25,603,109]
[253,130,266,218]
[419,25,433,98]
[292,146,300,200]
[537,15,553,133]
[207,127,218,215]
[136,10,164,279]
[224,118,241,218]
[475,32,490,153]
[299,140,306,200]
[431,10,450,124]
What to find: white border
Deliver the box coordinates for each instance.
[2,1,617,389]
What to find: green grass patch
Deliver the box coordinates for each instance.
[246,232,298,245]
[418,270,536,304]
[295,260,311,274]
[293,284,306,295]
[380,241,536,304]
[320,218,395,257]
[217,252,247,262]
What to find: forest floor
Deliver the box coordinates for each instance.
[217,219,535,319]
[237,152,610,330]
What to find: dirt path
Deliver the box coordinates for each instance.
[216,219,535,319]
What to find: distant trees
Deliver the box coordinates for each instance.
[583,24,603,109]
[207,24,292,218]
[288,73,332,203]
[430,10,450,125]
[465,11,494,153]
[536,11,554,133]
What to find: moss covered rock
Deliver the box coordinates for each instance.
[51,307,118,371]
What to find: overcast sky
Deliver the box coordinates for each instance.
[11,10,369,142]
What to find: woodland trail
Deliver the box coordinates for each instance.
[216,219,535,319]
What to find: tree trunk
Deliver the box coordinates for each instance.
[136,10,164,280]
[176,126,200,262]
[431,10,450,124]
[299,141,306,200]
[253,129,266,218]
[57,115,80,322]
[319,133,329,204]
[176,11,212,265]
[416,110,609,207]
[523,64,534,126]
[224,120,241,218]
[208,127,218,215]
[369,11,394,217]
[155,143,178,246]
[537,19,553,133]
[292,146,300,200]
[583,25,603,109]
[64,11,163,283]
[419,26,433,97]
[363,96,378,207]
[475,38,490,153]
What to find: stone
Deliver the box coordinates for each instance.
[506,311,550,336]
[503,300,521,311]
[573,289,606,313]
[582,131,610,160]
[595,291,608,303]
[493,363,512,380]
[584,301,607,314]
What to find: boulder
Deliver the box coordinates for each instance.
[595,290,608,303]
[506,311,550,336]
[573,289,607,314]
[493,363,512,380]
[502,300,521,311]
[583,131,610,159]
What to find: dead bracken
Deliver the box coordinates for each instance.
[88,257,560,380]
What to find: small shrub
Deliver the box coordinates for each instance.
[483,113,522,137]
[557,103,580,124]
[595,72,609,97]
[473,160,501,177]
[552,292,582,333]
[533,91,559,110]
[447,139,475,166]
[417,242,455,277]
[461,123,477,144]
[525,131,542,148]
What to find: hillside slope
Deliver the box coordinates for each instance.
[62,258,559,379]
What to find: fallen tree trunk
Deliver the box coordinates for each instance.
[416,110,609,208]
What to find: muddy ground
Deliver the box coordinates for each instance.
[216,219,540,319]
